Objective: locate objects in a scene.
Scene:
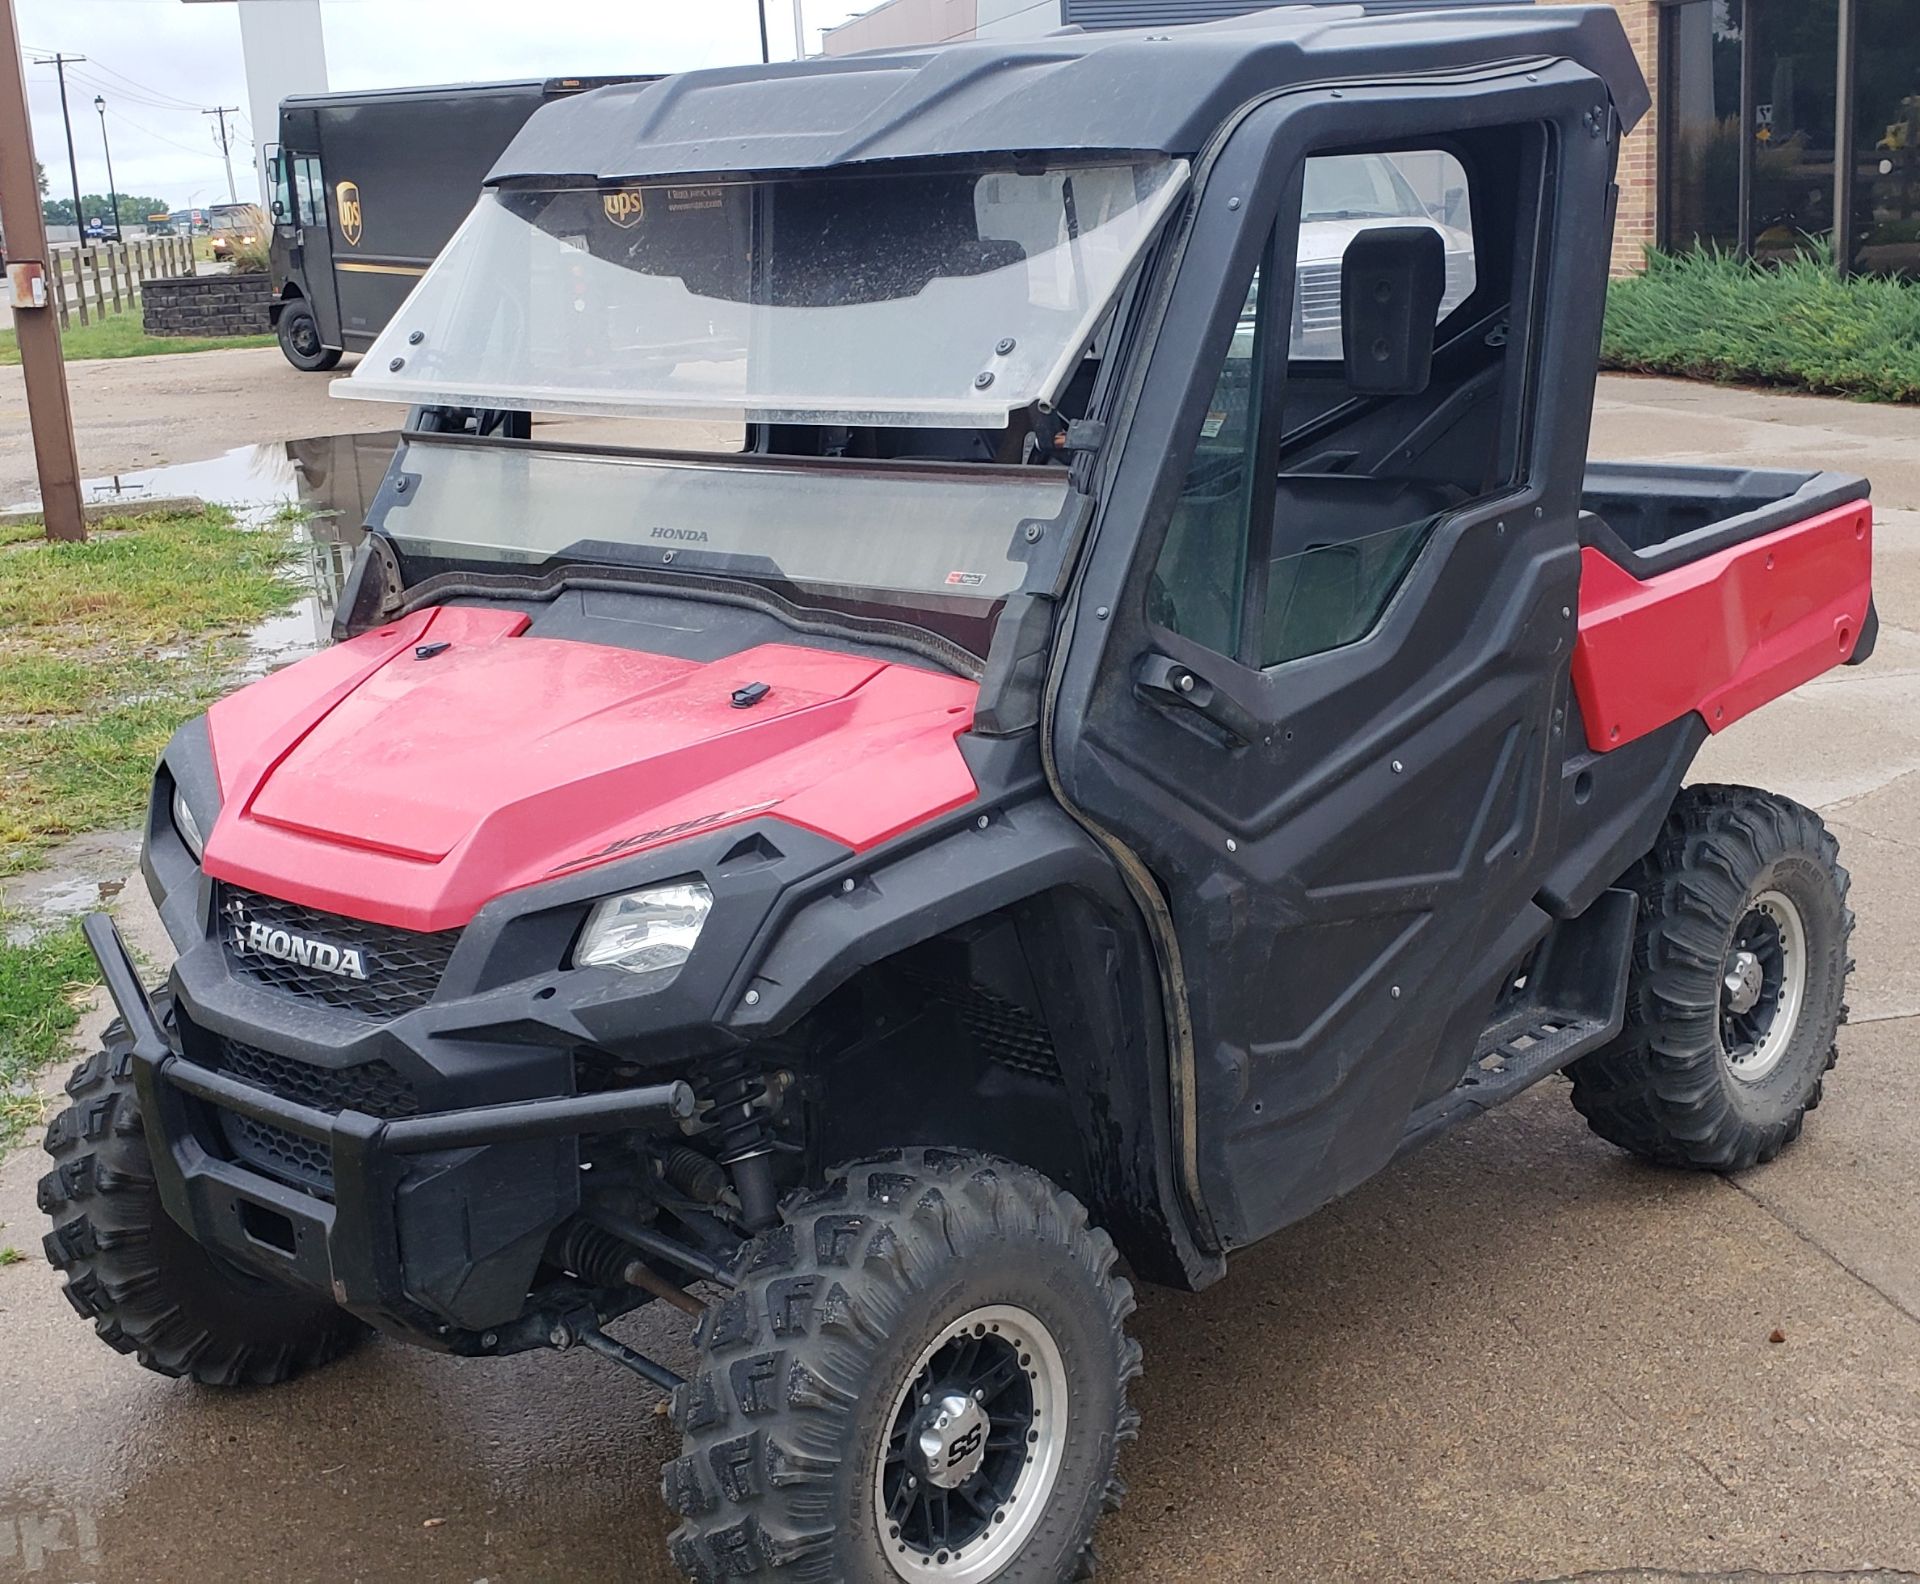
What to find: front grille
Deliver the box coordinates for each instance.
[218,885,460,1021]
[213,1037,420,1197]
[1296,260,1343,333]
[1444,251,1477,309]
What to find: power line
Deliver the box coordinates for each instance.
[65,66,205,117]
[100,101,229,163]
[72,55,205,111]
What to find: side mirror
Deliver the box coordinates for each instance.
[271,199,286,220]
[1341,227,1443,397]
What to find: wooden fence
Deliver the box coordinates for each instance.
[46,237,199,329]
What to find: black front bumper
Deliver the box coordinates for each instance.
[85,914,691,1340]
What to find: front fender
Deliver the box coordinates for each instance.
[727,789,1224,1291]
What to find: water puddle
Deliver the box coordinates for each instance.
[1,831,141,937]
[77,431,401,669]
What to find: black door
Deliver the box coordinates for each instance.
[1050,69,1621,1249]
[285,150,342,349]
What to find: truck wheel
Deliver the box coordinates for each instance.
[277,300,342,371]
[663,1149,1141,1583]
[1569,784,1853,1171]
[39,1024,364,1385]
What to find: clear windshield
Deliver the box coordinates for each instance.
[383,438,1067,597]
[334,160,1187,427]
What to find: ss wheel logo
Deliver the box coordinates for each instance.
[947,1423,983,1468]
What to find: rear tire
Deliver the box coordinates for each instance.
[663,1149,1140,1583]
[1568,784,1853,1171]
[276,300,342,372]
[39,1022,364,1385]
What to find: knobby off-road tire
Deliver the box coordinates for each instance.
[1569,784,1853,1170]
[664,1149,1142,1584]
[39,1022,363,1385]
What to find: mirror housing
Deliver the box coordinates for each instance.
[1340,226,1443,397]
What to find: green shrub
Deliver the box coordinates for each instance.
[1602,243,1920,403]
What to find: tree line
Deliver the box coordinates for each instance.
[34,161,175,230]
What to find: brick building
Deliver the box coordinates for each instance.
[823,1,1920,280]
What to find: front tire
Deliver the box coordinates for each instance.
[276,300,342,371]
[663,1150,1141,1583]
[39,1024,364,1385]
[1569,784,1853,1170]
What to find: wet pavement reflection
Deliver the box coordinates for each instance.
[81,431,398,668]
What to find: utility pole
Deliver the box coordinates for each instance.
[29,51,85,237]
[756,0,770,64]
[204,105,241,204]
[3,0,88,541]
[792,0,807,59]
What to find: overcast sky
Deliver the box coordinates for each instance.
[20,0,841,213]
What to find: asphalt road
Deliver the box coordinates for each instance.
[0,348,397,508]
[1,363,1917,1583]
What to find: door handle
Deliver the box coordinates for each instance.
[1135,653,1260,746]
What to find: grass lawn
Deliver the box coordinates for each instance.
[1604,244,1920,402]
[0,505,303,1146]
[0,506,301,879]
[0,919,95,1152]
[0,305,274,366]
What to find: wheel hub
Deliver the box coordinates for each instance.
[875,1303,1067,1583]
[910,1392,991,1490]
[1720,889,1809,1082]
[1723,949,1764,1016]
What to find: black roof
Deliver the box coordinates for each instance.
[489,3,1647,186]
[283,76,650,112]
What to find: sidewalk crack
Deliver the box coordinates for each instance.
[1722,1176,1920,1330]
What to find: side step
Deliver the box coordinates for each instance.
[1398,887,1638,1153]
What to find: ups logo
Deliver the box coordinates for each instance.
[336,181,362,247]
[602,188,647,229]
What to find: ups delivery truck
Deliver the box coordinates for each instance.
[266,76,650,371]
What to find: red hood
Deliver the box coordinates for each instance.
[201,605,979,931]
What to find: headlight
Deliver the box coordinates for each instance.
[171,785,206,861]
[573,881,712,977]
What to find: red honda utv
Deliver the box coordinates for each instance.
[43,6,1874,1580]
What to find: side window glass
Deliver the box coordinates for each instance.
[1262,143,1512,670]
[1291,151,1475,361]
[297,157,326,230]
[1148,260,1267,657]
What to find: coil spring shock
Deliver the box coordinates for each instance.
[692,1051,780,1231]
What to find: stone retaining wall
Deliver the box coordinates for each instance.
[141,274,272,338]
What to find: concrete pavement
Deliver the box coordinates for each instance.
[0,370,1917,1583]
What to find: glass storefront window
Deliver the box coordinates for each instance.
[1663,0,1746,253]
[1853,0,1920,278]
[1749,0,1840,263]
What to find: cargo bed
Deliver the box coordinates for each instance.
[1572,462,1875,752]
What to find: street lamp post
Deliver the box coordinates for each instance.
[92,93,122,242]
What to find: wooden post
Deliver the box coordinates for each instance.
[49,249,69,327]
[106,245,123,314]
[71,250,90,327]
[0,0,86,540]
[88,246,105,319]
